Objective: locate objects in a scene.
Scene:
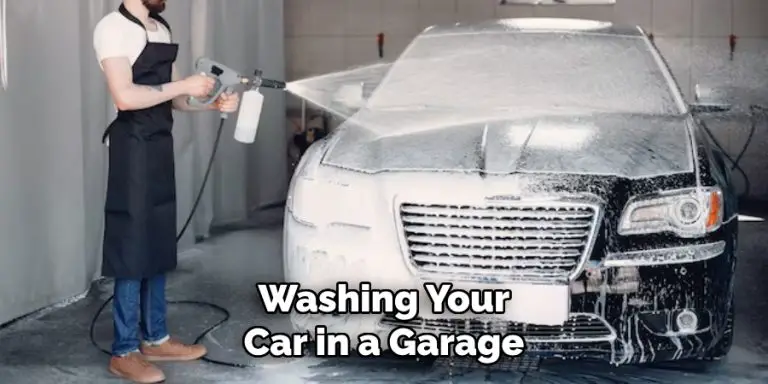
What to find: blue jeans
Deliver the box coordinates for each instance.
[111,274,170,356]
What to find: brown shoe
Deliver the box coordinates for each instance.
[108,352,165,383]
[140,338,207,362]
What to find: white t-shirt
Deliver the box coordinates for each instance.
[93,12,172,145]
[93,11,171,68]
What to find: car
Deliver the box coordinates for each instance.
[282,18,739,365]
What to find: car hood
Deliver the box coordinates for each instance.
[321,111,695,179]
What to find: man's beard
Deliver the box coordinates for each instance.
[142,0,166,13]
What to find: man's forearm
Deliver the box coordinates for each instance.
[172,94,217,112]
[115,81,188,111]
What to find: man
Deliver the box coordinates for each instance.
[93,0,239,382]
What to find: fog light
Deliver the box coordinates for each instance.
[676,310,698,334]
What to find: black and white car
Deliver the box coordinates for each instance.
[283,18,738,365]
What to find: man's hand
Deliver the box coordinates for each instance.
[169,65,237,112]
[183,74,216,99]
[214,93,240,113]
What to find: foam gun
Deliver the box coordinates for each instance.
[189,57,286,143]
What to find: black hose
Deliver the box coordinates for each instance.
[89,117,259,368]
[701,120,751,196]
[731,105,766,172]
[700,104,766,198]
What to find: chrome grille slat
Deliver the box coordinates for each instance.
[402,216,592,230]
[379,313,616,343]
[407,235,586,249]
[405,226,589,240]
[418,266,568,278]
[410,245,582,258]
[401,205,594,219]
[412,254,577,268]
[399,200,600,282]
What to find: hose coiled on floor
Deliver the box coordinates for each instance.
[89,117,259,368]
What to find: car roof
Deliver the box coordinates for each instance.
[420,17,647,38]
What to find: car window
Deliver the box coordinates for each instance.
[367,32,681,116]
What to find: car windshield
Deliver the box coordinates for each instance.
[316,24,694,177]
[365,30,683,116]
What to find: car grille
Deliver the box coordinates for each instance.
[399,201,600,282]
[380,313,616,343]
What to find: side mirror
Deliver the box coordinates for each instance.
[690,103,732,114]
[333,82,366,109]
[692,84,733,114]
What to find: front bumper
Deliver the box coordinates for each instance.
[283,209,736,365]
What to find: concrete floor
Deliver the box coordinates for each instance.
[1,220,768,383]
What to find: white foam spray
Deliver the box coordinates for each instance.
[284,62,393,121]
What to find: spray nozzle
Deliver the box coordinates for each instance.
[244,69,286,90]
[232,70,286,91]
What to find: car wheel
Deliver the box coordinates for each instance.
[703,296,734,361]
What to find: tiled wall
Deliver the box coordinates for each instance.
[284,0,767,81]
[284,0,768,200]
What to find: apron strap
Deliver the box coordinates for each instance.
[102,124,112,144]
[105,6,174,146]
[117,4,173,39]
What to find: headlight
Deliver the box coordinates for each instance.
[288,177,371,226]
[286,141,374,227]
[618,187,723,238]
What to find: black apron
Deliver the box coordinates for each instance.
[101,5,179,279]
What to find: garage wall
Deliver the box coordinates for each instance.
[284,0,768,200]
[0,0,286,326]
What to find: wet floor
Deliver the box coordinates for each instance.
[1,219,767,383]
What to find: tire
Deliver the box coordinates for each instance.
[703,297,734,361]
